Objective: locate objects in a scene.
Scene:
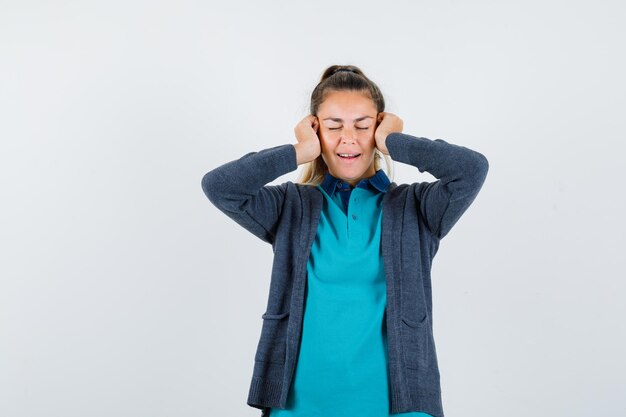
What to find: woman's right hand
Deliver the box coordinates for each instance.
[293,114,322,165]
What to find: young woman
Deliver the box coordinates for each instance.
[201,65,489,417]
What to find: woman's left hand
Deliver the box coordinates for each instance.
[374,112,404,155]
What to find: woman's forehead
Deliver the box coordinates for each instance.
[319,91,376,115]
[318,102,377,120]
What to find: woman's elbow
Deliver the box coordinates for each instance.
[476,151,489,178]
[201,170,225,206]
[464,150,489,186]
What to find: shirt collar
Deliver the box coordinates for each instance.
[320,169,390,197]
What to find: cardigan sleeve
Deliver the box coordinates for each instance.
[385,132,489,240]
[201,143,298,244]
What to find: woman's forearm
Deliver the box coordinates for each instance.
[200,143,298,244]
[386,132,489,184]
[385,132,489,239]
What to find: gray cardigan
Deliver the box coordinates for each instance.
[201,132,489,417]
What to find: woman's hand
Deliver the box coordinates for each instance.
[293,114,322,165]
[374,112,404,155]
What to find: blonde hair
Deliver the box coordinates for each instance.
[296,64,395,186]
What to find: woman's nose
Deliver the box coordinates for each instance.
[342,130,356,143]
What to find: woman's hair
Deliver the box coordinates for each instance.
[296,64,395,186]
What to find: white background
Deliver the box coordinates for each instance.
[1,1,625,416]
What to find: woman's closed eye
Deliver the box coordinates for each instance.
[328,127,369,130]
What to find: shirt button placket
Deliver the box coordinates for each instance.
[349,189,360,244]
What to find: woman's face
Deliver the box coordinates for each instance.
[317,90,379,187]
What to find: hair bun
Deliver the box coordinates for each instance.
[334,67,355,74]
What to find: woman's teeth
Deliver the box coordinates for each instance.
[338,153,361,159]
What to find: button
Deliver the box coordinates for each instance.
[352,214,357,220]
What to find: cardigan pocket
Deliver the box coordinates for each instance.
[255,311,290,364]
[400,313,430,370]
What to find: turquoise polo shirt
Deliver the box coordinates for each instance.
[269,170,433,417]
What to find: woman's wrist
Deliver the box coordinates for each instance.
[293,142,319,165]
[375,131,391,155]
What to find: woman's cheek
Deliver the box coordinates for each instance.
[320,136,334,152]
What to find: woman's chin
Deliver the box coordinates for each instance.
[331,166,367,180]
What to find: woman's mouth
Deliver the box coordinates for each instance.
[337,153,361,161]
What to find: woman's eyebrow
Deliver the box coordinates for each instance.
[322,116,373,122]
